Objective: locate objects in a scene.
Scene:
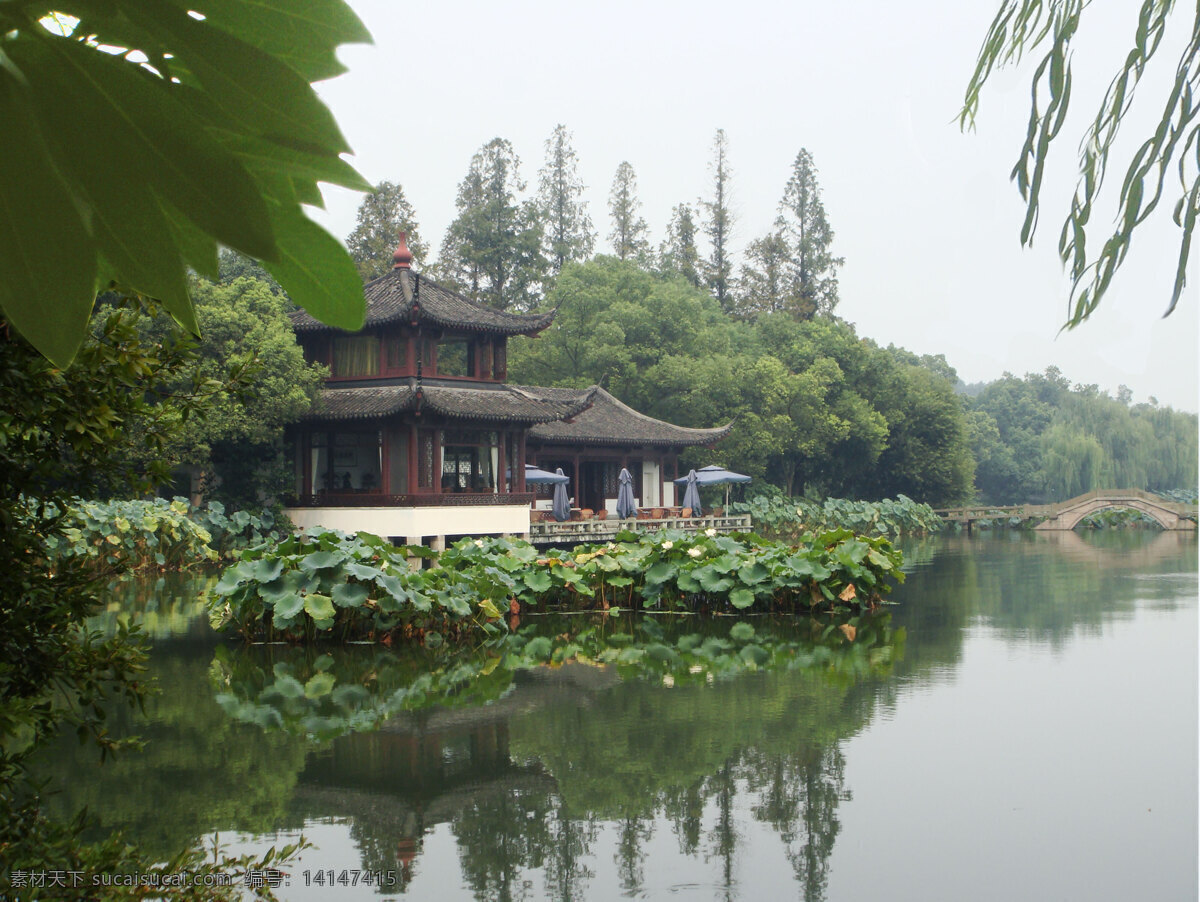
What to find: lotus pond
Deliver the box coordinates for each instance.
[32,529,1197,901]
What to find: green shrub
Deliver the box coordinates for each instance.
[730,491,942,541]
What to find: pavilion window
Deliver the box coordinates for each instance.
[310,430,382,492]
[332,336,380,377]
[479,340,493,380]
[385,336,409,373]
[440,429,498,492]
[437,339,475,378]
[418,431,435,489]
[493,340,506,380]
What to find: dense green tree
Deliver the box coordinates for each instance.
[154,277,326,507]
[966,373,1053,503]
[965,367,1197,503]
[346,181,427,280]
[607,161,652,265]
[217,248,281,294]
[961,0,1198,324]
[701,129,736,311]
[0,1,370,367]
[439,138,546,311]
[736,224,791,318]
[866,363,975,504]
[658,203,703,288]
[537,124,595,275]
[507,257,736,403]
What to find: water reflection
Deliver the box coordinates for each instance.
[32,530,1197,901]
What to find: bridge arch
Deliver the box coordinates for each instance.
[1034,490,1197,531]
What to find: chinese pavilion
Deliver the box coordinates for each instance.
[285,234,729,547]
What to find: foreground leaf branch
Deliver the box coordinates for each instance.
[961,0,1199,325]
[0,0,373,366]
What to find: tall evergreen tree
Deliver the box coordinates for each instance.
[346,181,426,281]
[607,161,651,265]
[777,148,843,319]
[658,203,702,288]
[438,138,546,311]
[537,124,595,275]
[701,129,735,311]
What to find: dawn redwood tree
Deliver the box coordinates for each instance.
[439,138,546,311]
[608,161,651,265]
[346,181,427,280]
[777,148,843,319]
[701,129,736,311]
[537,124,595,275]
[658,203,703,288]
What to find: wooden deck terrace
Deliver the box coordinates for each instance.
[528,512,753,546]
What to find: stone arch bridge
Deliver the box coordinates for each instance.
[934,489,1197,531]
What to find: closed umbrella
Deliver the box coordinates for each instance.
[616,468,638,519]
[552,468,571,522]
[680,469,702,516]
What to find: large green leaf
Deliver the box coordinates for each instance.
[260,199,365,331]
[25,34,278,261]
[0,78,97,367]
[134,3,351,155]
[165,0,371,83]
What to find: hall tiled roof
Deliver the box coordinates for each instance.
[528,387,732,447]
[304,381,596,425]
[290,269,554,336]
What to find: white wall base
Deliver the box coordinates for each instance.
[284,505,532,542]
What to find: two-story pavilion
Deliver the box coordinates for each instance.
[284,235,729,547]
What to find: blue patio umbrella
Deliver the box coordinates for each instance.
[680,469,702,516]
[551,468,571,522]
[673,464,752,508]
[519,465,569,485]
[616,467,638,519]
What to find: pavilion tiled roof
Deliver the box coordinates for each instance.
[304,380,596,425]
[528,387,732,448]
[290,268,554,337]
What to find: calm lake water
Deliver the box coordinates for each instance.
[36,530,1198,901]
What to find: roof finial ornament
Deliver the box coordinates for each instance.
[392,231,413,270]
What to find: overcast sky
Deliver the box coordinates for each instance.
[309,0,1198,412]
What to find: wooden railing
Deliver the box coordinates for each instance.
[529,513,753,545]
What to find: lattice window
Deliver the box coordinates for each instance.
[418,431,434,489]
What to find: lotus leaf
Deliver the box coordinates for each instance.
[271,593,305,621]
[332,583,369,608]
[303,594,335,621]
[299,550,344,571]
[729,586,756,608]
